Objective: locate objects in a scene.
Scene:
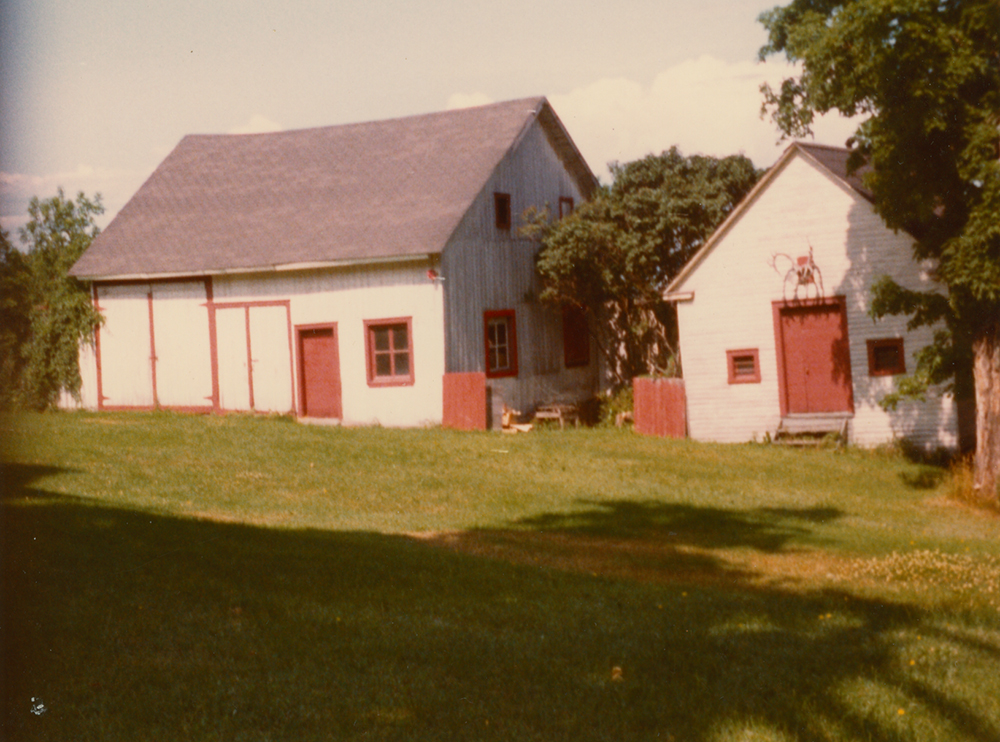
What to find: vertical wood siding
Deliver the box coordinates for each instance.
[216,307,252,411]
[441,118,599,412]
[674,152,957,449]
[150,282,213,407]
[95,284,155,407]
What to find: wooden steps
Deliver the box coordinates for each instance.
[774,413,851,446]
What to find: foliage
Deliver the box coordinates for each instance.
[759,0,1000,501]
[0,230,33,409]
[598,384,634,427]
[4,189,104,410]
[528,148,761,389]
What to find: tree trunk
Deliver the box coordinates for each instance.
[972,316,1000,505]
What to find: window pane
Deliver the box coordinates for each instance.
[394,352,409,376]
[733,356,756,376]
[373,328,390,352]
[873,345,899,371]
[392,325,408,351]
[495,348,508,370]
[375,353,392,376]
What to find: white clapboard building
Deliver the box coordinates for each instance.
[665,142,959,449]
[69,98,600,426]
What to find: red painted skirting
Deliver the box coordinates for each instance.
[633,377,686,438]
[443,372,487,430]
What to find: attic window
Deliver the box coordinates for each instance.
[559,197,574,219]
[494,193,512,230]
[867,338,905,376]
[727,349,761,384]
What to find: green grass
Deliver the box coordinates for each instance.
[3,411,999,741]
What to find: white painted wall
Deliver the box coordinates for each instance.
[97,283,155,407]
[214,260,445,427]
[673,150,957,449]
[151,281,213,408]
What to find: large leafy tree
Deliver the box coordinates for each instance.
[0,229,33,409]
[529,148,760,389]
[759,0,1000,503]
[8,189,104,410]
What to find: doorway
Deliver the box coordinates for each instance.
[297,324,342,418]
[773,298,854,415]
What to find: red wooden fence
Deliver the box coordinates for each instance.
[442,372,487,431]
[633,377,686,438]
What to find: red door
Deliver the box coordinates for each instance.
[298,326,342,418]
[775,300,854,414]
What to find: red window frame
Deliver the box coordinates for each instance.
[364,317,414,387]
[494,192,512,230]
[727,348,761,384]
[562,304,590,368]
[484,309,518,378]
[558,196,574,219]
[867,337,906,377]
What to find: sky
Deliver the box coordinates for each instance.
[0,0,861,235]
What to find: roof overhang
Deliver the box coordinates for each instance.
[77,253,436,283]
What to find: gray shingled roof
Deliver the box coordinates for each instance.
[794,142,874,201]
[71,97,596,279]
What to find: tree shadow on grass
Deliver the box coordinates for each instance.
[2,463,998,742]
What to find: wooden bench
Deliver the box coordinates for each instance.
[534,403,580,430]
[774,414,850,446]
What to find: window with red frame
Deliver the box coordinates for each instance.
[727,348,761,384]
[484,310,517,378]
[365,318,413,386]
[867,338,905,376]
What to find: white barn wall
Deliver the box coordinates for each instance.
[213,261,445,427]
[151,281,214,408]
[675,152,956,448]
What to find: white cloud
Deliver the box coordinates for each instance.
[227,115,284,135]
[552,55,863,181]
[1,164,148,232]
[446,92,495,110]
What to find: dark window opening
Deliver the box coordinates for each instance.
[562,304,590,368]
[494,192,511,230]
[867,338,905,376]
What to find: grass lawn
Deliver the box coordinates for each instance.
[3,411,999,741]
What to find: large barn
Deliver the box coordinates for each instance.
[68,98,600,427]
[665,142,961,450]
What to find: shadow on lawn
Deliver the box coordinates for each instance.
[2,463,997,742]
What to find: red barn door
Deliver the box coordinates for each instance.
[298,325,342,418]
[774,298,854,415]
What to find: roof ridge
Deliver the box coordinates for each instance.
[184,96,549,141]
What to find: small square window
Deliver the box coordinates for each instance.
[727,349,761,384]
[867,338,905,376]
[559,196,574,219]
[484,309,517,378]
[494,192,511,230]
[365,318,414,386]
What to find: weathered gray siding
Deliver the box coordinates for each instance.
[441,117,599,412]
